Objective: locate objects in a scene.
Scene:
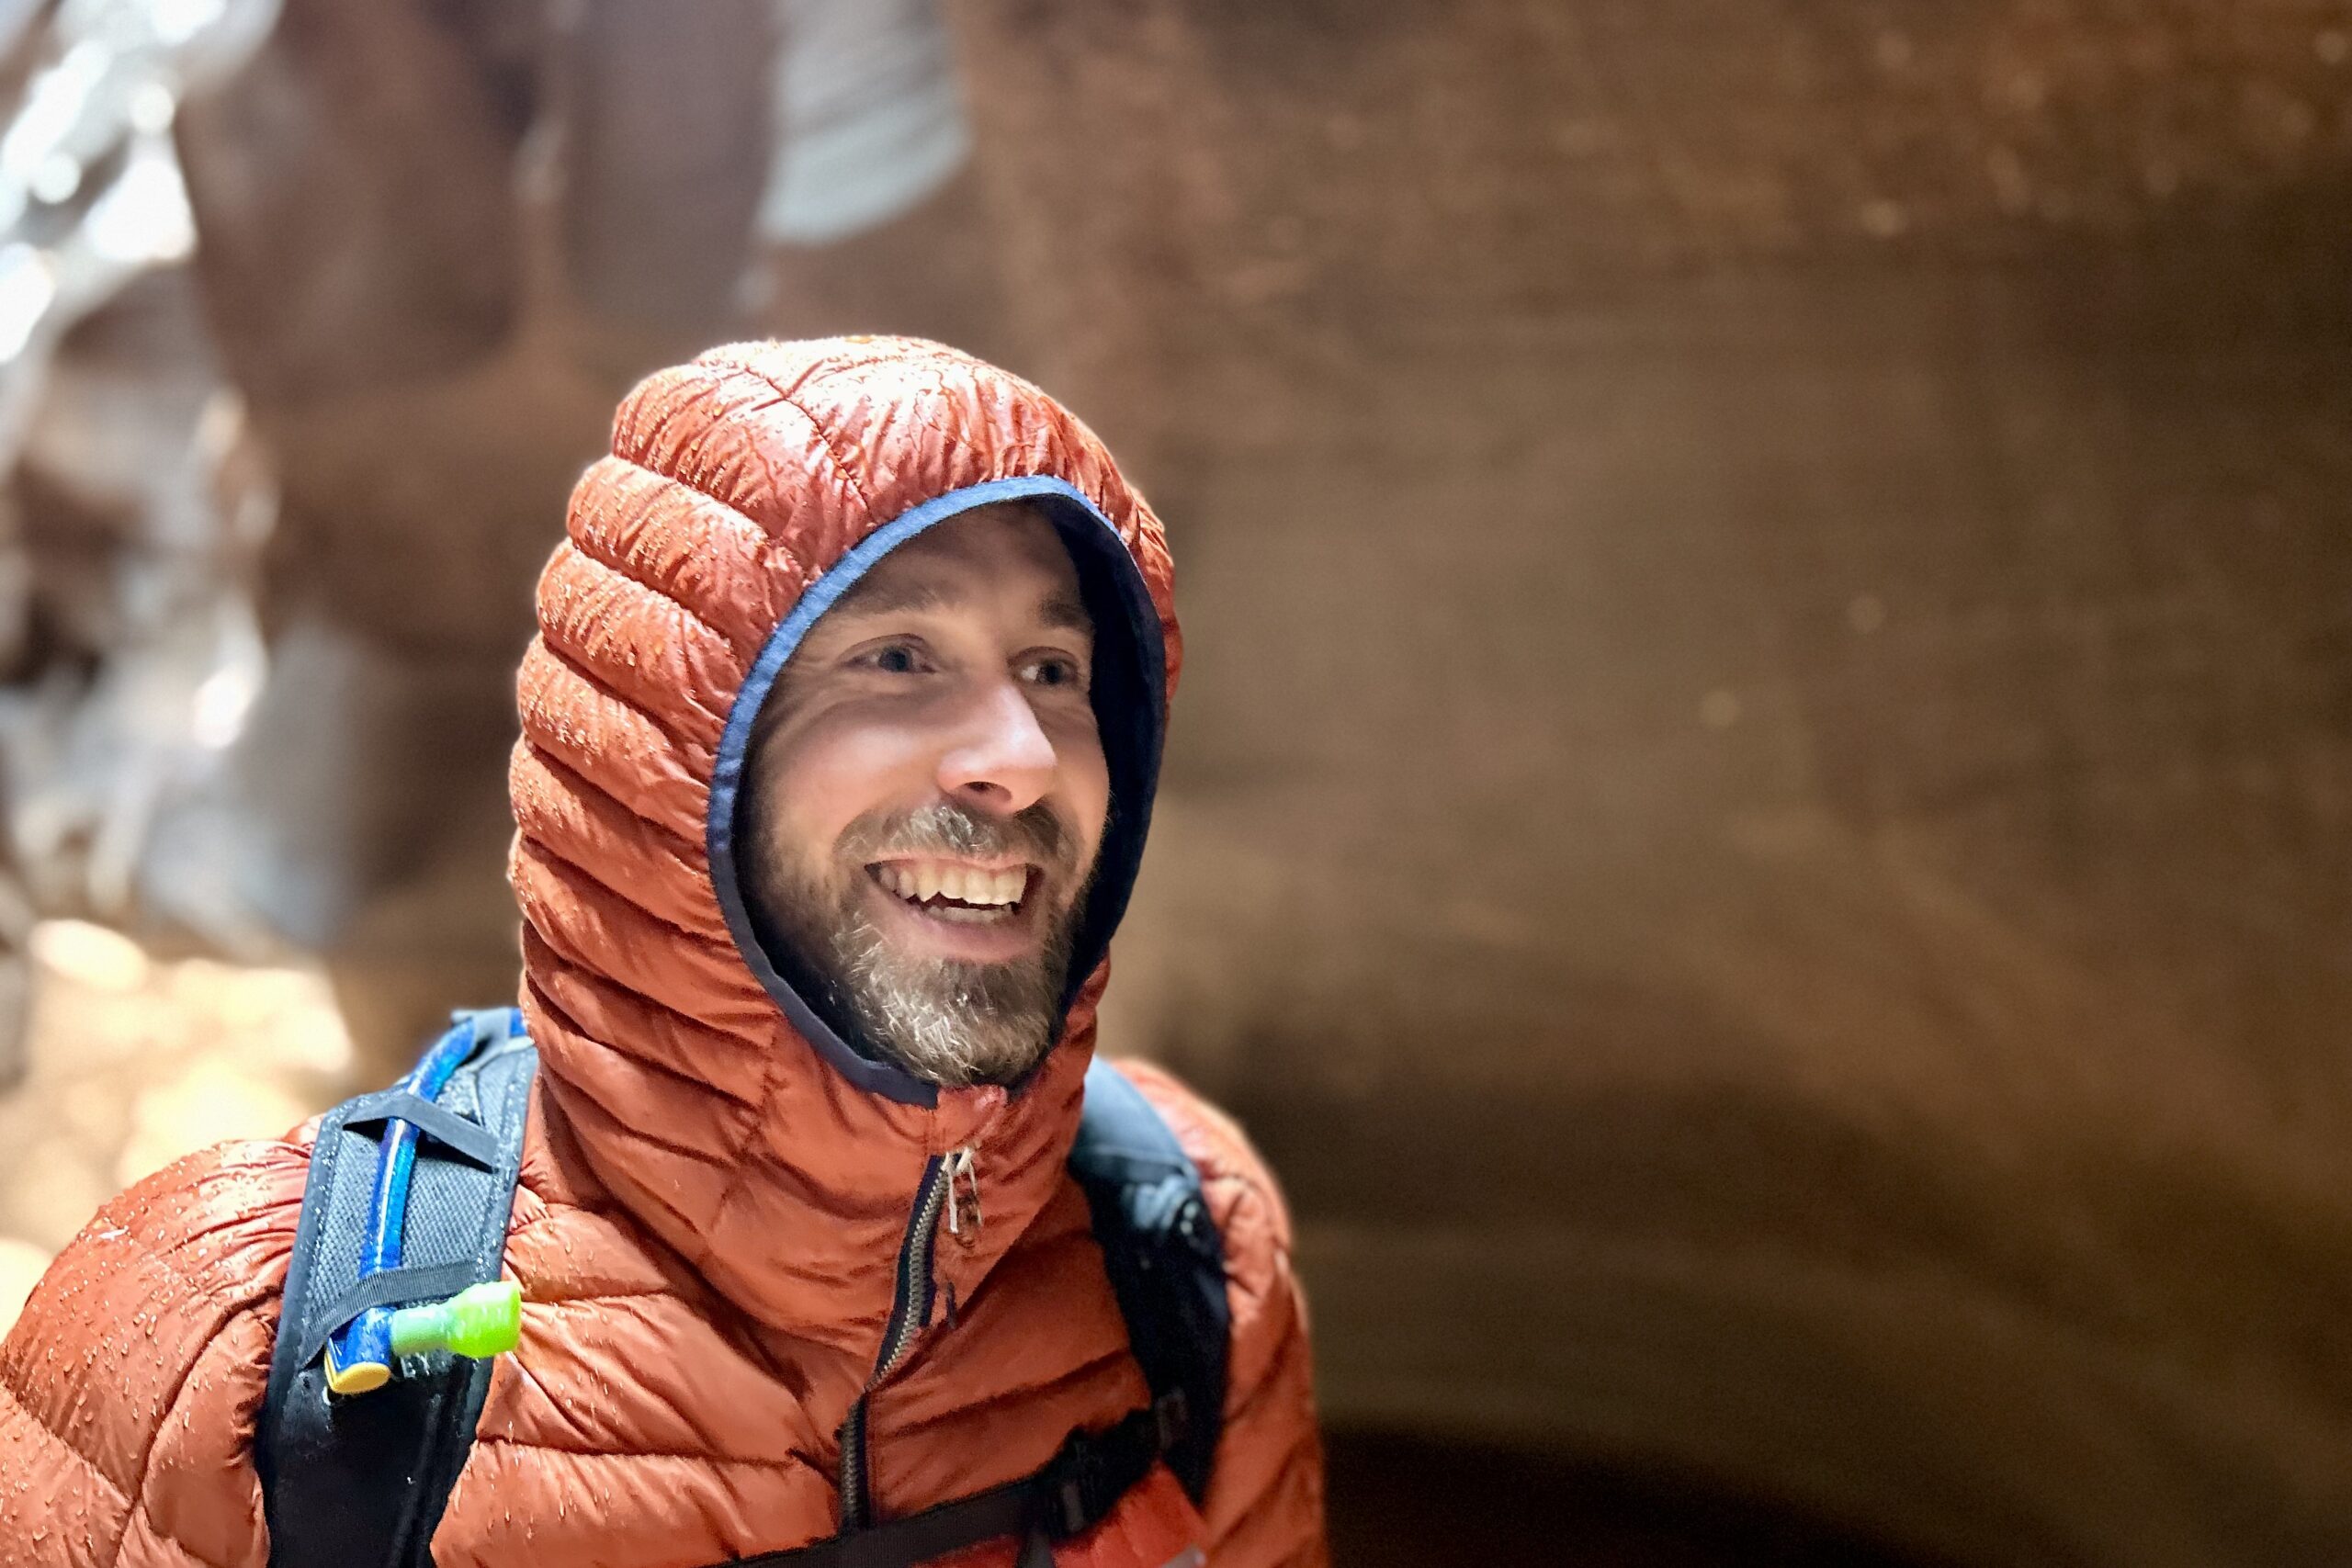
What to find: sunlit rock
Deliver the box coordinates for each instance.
[0,1236,51,1337]
[115,1057,307,1189]
[28,918,149,991]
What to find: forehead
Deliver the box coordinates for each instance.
[826,502,1085,623]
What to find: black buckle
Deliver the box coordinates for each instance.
[1047,1430,1108,1537]
[1151,1388,1189,1453]
[1053,1475,1090,1539]
[1040,1405,1162,1540]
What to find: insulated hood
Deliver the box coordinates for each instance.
[707,474,1170,1107]
[508,337,1181,1344]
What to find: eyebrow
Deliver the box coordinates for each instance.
[836,577,1093,637]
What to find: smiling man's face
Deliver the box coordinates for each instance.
[739,503,1110,1087]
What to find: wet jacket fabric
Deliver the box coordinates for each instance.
[0,337,1328,1567]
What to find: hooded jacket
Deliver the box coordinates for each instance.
[0,337,1328,1568]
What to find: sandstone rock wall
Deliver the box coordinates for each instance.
[938,6,2352,1562]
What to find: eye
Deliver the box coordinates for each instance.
[1021,654,1087,692]
[853,639,933,675]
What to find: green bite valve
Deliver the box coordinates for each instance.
[387,1281,524,1362]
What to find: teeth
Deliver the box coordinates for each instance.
[933,903,1012,924]
[875,859,1030,908]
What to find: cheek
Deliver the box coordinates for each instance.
[761,711,936,862]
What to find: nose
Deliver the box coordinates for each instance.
[936,678,1058,816]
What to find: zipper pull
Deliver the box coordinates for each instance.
[943,1145,982,1245]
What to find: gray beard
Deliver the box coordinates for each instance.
[758,802,1087,1088]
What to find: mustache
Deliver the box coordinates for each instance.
[840,799,1079,876]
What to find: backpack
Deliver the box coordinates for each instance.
[256,1010,1229,1568]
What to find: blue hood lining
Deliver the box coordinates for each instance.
[705,476,1169,1110]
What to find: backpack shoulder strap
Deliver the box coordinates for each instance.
[1067,1056,1230,1503]
[258,1008,537,1568]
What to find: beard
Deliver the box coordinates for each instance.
[752,799,1091,1088]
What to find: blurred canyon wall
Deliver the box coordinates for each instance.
[950,6,2352,1563]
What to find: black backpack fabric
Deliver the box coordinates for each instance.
[257,1009,1229,1567]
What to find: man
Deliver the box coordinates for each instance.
[0,338,1328,1566]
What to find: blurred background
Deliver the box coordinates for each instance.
[0,1,2349,1562]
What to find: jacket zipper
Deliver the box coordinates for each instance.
[837,1146,974,1529]
[944,1145,982,1243]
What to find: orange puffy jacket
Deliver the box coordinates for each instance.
[0,338,1328,1568]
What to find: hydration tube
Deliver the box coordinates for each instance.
[322,1017,515,1395]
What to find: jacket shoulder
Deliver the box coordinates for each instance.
[1,1136,310,1567]
[1105,1056,1295,1292]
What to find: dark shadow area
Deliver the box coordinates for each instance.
[1326,1430,1953,1567]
